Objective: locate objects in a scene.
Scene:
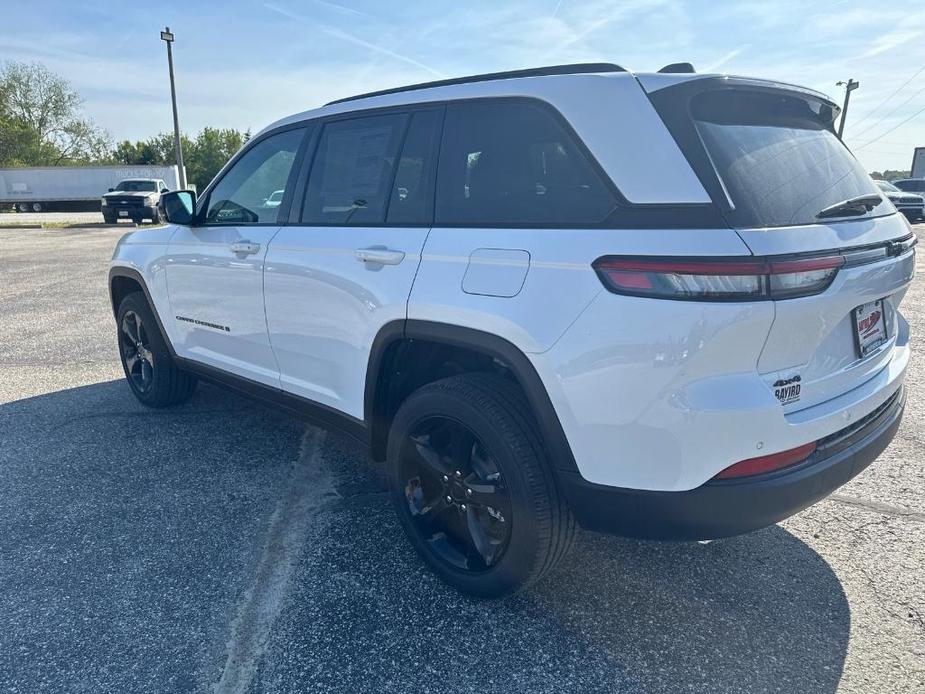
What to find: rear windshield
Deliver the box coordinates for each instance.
[691,90,885,228]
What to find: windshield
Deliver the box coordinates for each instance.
[894,179,925,192]
[875,180,899,192]
[115,180,157,192]
[691,89,885,228]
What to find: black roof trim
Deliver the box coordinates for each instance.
[658,62,695,74]
[325,63,626,106]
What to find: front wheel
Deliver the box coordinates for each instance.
[387,374,575,597]
[116,292,197,407]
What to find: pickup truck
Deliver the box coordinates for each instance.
[102,178,170,224]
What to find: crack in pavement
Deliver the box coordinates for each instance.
[212,425,336,694]
[828,493,925,523]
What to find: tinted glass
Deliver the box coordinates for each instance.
[894,180,925,192]
[117,180,158,192]
[204,128,305,225]
[435,100,616,225]
[387,110,441,225]
[692,90,884,227]
[302,114,407,225]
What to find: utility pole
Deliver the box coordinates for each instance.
[836,78,859,140]
[160,27,187,189]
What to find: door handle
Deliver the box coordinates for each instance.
[355,247,405,265]
[230,240,261,256]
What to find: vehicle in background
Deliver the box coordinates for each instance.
[263,189,285,208]
[0,165,182,213]
[102,179,172,224]
[875,179,924,222]
[891,178,925,196]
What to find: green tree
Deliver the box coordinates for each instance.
[186,127,245,191]
[0,61,111,165]
[870,169,911,181]
[111,128,246,191]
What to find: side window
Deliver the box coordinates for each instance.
[302,114,408,225]
[204,128,305,225]
[435,100,617,226]
[387,110,442,225]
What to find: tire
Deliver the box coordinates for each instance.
[31,202,43,212]
[103,213,116,224]
[17,203,28,213]
[387,373,575,597]
[116,291,197,407]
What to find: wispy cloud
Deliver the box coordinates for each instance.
[309,0,373,19]
[262,1,442,76]
[317,24,444,77]
[858,29,922,59]
[702,45,749,73]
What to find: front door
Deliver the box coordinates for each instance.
[264,109,442,418]
[166,126,307,386]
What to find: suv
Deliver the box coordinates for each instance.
[109,64,914,597]
[875,179,924,222]
[102,178,170,224]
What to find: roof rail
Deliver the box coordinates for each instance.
[658,62,695,74]
[325,63,626,106]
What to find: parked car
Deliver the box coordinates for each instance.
[875,179,924,222]
[109,63,914,597]
[263,189,285,208]
[102,178,171,224]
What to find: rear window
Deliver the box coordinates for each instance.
[691,90,884,228]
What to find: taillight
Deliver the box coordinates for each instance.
[713,442,817,480]
[592,255,844,301]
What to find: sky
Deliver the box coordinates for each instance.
[2,0,924,173]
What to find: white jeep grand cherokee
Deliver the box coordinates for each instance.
[109,63,914,597]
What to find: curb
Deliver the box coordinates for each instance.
[0,224,43,229]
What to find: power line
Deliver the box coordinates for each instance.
[854,101,925,150]
[849,80,925,140]
[849,65,925,131]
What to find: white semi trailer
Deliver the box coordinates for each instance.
[0,165,183,212]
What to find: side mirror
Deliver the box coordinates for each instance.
[108,188,114,192]
[160,190,197,225]
[160,188,169,194]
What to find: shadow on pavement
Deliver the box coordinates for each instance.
[0,380,849,694]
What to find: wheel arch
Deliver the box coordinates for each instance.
[108,267,176,357]
[365,319,580,476]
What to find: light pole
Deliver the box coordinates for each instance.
[836,78,859,140]
[160,26,187,189]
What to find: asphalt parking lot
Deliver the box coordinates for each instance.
[1,225,923,694]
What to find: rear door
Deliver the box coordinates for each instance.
[651,82,915,412]
[263,107,442,419]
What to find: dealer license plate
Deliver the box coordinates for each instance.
[854,299,888,357]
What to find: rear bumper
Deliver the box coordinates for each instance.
[560,386,905,540]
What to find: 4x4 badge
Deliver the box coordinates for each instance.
[773,374,802,406]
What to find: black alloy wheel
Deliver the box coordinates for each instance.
[387,374,575,597]
[119,310,155,394]
[399,416,513,572]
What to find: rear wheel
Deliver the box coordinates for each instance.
[387,374,575,597]
[116,292,196,407]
